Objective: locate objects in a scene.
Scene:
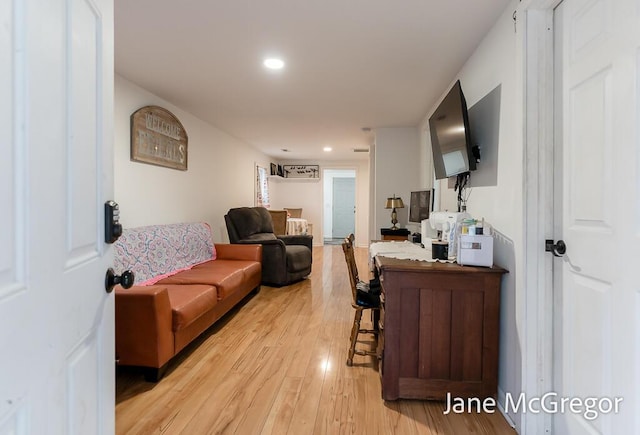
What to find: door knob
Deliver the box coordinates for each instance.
[105,268,134,293]
[545,239,566,257]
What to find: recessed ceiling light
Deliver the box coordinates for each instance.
[263,58,285,70]
[323,147,332,152]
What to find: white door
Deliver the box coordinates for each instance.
[554,0,639,433]
[332,177,356,238]
[0,0,115,434]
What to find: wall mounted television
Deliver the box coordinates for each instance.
[428,80,477,180]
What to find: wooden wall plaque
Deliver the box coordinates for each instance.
[131,106,188,170]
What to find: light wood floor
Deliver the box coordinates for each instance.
[116,245,517,435]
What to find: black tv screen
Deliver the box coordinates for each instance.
[409,190,430,223]
[428,80,476,179]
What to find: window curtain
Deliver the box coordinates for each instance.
[256,165,270,208]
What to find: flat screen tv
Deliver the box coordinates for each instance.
[428,80,476,180]
[409,190,430,223]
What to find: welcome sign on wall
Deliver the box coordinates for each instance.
[131,106,188,170]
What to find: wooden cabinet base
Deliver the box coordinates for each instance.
[376,256,507,401]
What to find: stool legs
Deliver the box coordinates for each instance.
[347,307,379,366]
[347,308,363,366]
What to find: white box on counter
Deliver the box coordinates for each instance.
[457,234,493,267]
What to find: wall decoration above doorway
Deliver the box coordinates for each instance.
[282,165,319,179]
[131,106,188,170]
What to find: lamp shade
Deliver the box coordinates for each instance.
[385,196,404,209]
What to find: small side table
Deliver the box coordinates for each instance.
[380,228,410,241]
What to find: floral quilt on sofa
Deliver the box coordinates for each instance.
[113,222,216,285]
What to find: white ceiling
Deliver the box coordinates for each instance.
[115,0,511,162]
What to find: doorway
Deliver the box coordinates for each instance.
[551,0,639,433]
[522,1,640,433]
[323,169,356,244]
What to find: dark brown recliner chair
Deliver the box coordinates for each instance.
[225,207,312,286]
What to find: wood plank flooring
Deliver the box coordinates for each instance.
[116,245,517,435]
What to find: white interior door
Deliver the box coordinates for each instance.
[554,0,639,433]
[0,0,114,433]
[332,177,356,238]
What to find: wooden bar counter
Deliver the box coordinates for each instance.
[374,255,507,401]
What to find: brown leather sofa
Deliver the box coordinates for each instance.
[113,223,261,381]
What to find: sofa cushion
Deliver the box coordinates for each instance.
[158,260,259,299]
[193,259,261,279]
[194,260,261,297]
[164,285,218,332]
[286,245,312,272]
[113,222,216,285]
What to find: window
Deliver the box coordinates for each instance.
[256,165,270,208]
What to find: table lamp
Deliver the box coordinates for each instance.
[385,195,404,230]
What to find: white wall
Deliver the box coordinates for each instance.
[420,1,523,429]
[114,75,271,242]
[269,160,370,247]
[418,120,435,190]
[410,120,436,234]
[371,127,420,239]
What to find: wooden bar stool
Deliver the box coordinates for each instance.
[341,234,380,366]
